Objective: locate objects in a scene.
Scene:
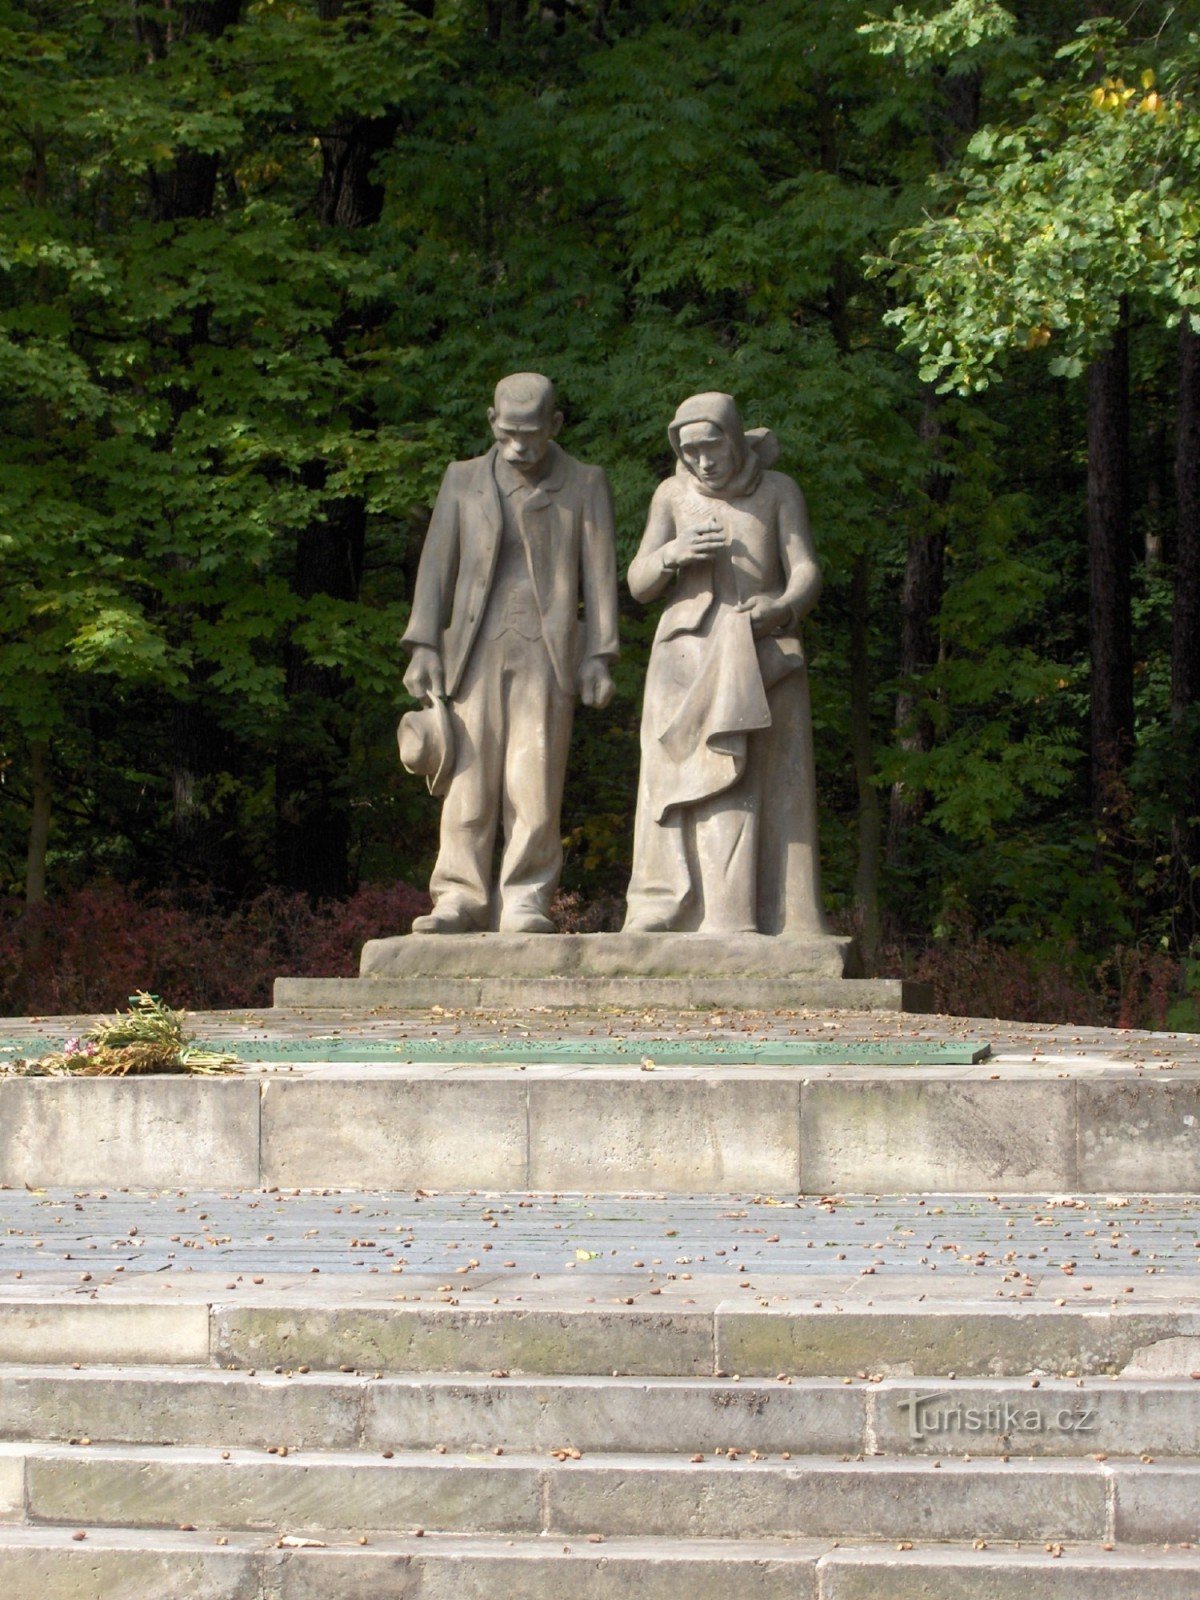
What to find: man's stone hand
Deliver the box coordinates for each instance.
[737,594,790,639]
[404,645,445,701]
[577,655,615,709]
[664,517,727,570]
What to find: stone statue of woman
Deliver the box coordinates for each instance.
[623,392,830,937]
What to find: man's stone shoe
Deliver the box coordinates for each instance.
[498,911,556,934]
[411,907,482,934]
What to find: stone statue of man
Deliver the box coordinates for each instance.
[623,391,829,937]
[400,373,619,933]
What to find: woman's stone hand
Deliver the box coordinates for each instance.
[737,594,790,638]
[663,517,727,569]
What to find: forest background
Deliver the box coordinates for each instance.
[2,0,1199,1026]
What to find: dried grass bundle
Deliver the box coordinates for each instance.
[6,992,239,1076]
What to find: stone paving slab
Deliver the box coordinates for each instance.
[0,1004,1196,1067]
[3,1190,1198,1285]
[3,1192,1200,1375]
[817,1543,1200,1599]
[3,1529,1199,1600]
[7,1364,1200,1457]
[11,1440,1126,1542]
[3,1530,1200,1600]
[11,1435,1200,1545]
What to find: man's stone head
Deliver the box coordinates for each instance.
[489,372,563,474]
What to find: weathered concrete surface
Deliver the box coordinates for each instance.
[0,1367,365,1452]
[6,1366,1200,1460]
[3,1002,1197,1191]
[869,1376,1200,1457]
[526,1078,801,1192]
[260,1078,528,1191]
[26,1444,543,1538]
[0,1302,210,1366]
[714,1304,1200,1379]
[817,1544,1200,1599]
[0,1077,260,1189]
[543,1455,1106,1542]
[359,931,858,979]
[213,1303,716,1378]
[0,1527,266,1600]
[1110,1459,1200,1542]
[4,1531,1198,1600]
[0,1444,24,1521]
[5,1532,1200,1600]
[800,1079,1075,1192]
[364,1374,864,1456]
[1077,1079,1200,1191]
[2,1062,1198,1192]
[22,1444,1111,1543]
[271,1536,826,1600]
[3,1286,1197,1381]
[274,975,927,1011]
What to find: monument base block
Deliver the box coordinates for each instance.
[362,930,860,980]
[274,930,931,1012]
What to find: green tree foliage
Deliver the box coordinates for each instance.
[866,0,1200,946]
[0,0,1196,986]
[873,6,1200,389]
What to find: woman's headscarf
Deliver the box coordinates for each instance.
[667,392,779,499]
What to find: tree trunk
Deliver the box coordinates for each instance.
[1086,316,1134,838]
[886,69,980,868]
[888,389,949,859]
[138,0,245,881]
[850,552,882,966]
[275,486,367,900]
[24,739,51,907]
[275,1,399,898]
[1174,320,1200,721]
[1172,318,1200,936]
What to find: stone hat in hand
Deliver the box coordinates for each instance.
[397,699,455,798]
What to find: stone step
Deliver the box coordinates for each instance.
[817,1542,1200,1598]
[4,1288,1200,1377]
[3,1365,1200,1458]
[6,1440,1200,1544]
[272,975,927,1013]
[4,1054,1197,1193]
[3,1528,1200,1600]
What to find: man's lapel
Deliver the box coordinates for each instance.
[516,445,566,601]
[472,447,504,562]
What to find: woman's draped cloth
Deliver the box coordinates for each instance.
[647,394,802,824]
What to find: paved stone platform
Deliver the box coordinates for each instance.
[1,1006,1197,1193]
[4,1189,1199,1289]
[3,1190,1200,1376]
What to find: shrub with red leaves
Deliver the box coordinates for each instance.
[0,880,430,1015]
[880,934,1187,1029]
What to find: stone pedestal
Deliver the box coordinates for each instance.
[273,930,930,1011]
[361,930,859,980]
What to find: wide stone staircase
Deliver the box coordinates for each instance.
[3,1188,1200,1597]
[2,1006,1199,1595]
